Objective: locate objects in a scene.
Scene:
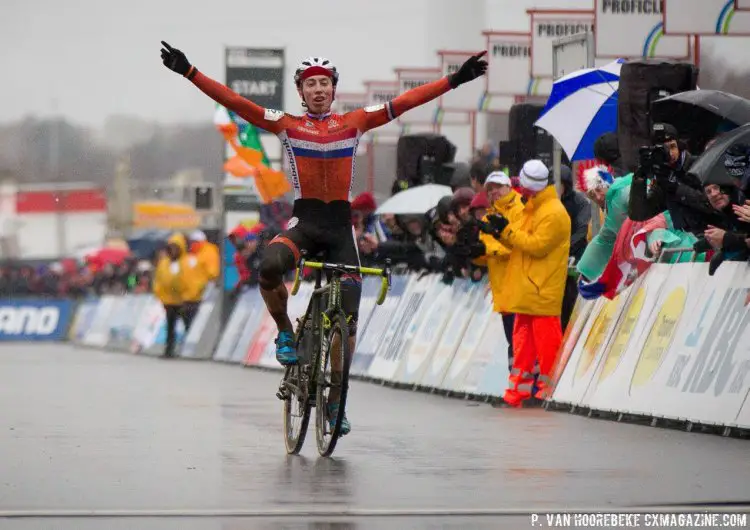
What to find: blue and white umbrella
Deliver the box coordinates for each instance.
[535,59,625,162]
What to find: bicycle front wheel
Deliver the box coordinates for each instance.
[282,317,313,455]
[315,311,351,457]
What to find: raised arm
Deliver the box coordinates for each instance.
[160,41,285,134]
[350,51,488,132]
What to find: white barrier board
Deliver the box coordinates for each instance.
[551,285,637,405]
[422,280,485,389]
[441,289,494,393]
[395,281,454,385]
[369,275,432,381]
[82,295,118,347]
[351,275,408,376]
[576,270,671,411]
[213,290,255,363]
[69,298,99,343]
[473,312,511,397]
[231,289,269,363]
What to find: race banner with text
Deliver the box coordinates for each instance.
[530,10,595,79]
[663,0,750,36]
[595,0,689,58]
[333,92,368,114]
[224,47,284,135]
[395,68,442,127]
[364,80,402,137]
[437,51,480,123]
[0,298,75,341]
[483,32,531,110]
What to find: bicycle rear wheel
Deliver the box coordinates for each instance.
[282,318,313,455]
[315,311,351,457]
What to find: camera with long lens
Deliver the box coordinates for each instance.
[638,144,670,172]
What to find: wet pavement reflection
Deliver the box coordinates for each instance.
[0,345,747,530]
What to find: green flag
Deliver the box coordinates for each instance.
[238,123,271,167]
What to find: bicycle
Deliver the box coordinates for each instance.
[276,251,391,457]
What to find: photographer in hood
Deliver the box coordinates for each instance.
[629,123,719,234]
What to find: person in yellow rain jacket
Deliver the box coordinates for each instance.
[474,171,524,370]
[153,233,190,357]
[181,230,220,322]
[484,160,570,408]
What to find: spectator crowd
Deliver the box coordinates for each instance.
[3,124,749,401]
[346,126,750,407]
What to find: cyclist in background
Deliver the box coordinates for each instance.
[161,42,487,434]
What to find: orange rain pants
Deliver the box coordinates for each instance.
[503,314,562,407]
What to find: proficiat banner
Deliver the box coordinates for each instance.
[395,68,442,125]
[438,51,482,116]
[663,0,750,35]
[482,32,531,111]
[225,47,284,134]
[530,10,595,79]
[333,92,368,114]
[364,80,402,137]
[595,0,689,58]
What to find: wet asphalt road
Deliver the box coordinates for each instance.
[0,345,748,530]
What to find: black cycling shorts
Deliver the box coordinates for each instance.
[259,200,362,323]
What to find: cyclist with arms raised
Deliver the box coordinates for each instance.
[160,42,487,434]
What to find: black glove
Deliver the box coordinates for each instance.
[468,241,486,259]
[655,169,679,194]
[487,213,509,234]
[160,41,195,78]
[448,51,488,88]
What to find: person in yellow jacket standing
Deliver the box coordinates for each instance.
[484,160,571,407]
[181,230,220,323]
[475,171,525,369]
[153,233,190,357]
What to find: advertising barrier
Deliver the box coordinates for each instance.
[68,298,99,343]
[550,262,750,430]
[7,261,748,434]
[181,285,222,360]
[214,289,258,363]
[0,298,75,341]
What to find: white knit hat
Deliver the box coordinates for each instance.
[519,160,550,192]
[484,171,511,187]
[189,230,207,242]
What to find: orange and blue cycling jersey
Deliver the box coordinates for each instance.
[190,71,452,203]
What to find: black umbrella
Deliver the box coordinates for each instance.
[688,123,750,186]
[654,89,750,126]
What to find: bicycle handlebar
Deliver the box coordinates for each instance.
[291,254,392,305]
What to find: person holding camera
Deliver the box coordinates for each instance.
[479,160,571,407]
[629,123,719,235]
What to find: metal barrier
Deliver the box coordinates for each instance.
[657,246,698,263]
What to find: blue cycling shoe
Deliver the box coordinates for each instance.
[327,403,351,436]
[275,330,298,365]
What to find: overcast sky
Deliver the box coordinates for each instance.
[1,0,747,128]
